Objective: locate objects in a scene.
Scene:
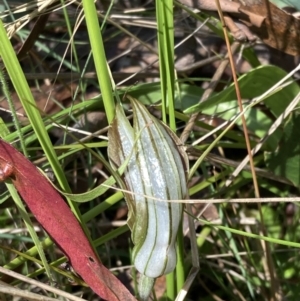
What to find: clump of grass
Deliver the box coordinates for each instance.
[0,1,300,300]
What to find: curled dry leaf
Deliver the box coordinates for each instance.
[180,0,300,56]
[108,97,189,300]
[234,0,300,56]
[0,139,137,301]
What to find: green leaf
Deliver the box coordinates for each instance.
[184,65,299,150]
[184,65,299,115]
[265,114,300,186]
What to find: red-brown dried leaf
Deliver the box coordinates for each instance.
[0,139,136,301]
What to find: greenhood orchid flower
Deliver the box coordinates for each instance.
[108,97,188,300]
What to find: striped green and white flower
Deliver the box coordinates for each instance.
[108,97,188,300]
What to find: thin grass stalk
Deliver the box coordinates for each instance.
[81,0,115,123]
[155,0,175,127]
[5,183,53,281]
[0,68,26,155]
[156,0,185,297]
[0,18,95,271]
[215,1,277,298]
[0,21,72,193]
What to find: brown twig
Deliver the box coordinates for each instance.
[215,1,279,300]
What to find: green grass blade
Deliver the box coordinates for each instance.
[156,0,184,296]
[81,0,115,123]
[0,20,71,194]
[0,18,93,258]
[156,0,175,128]
[5,183,53,281]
